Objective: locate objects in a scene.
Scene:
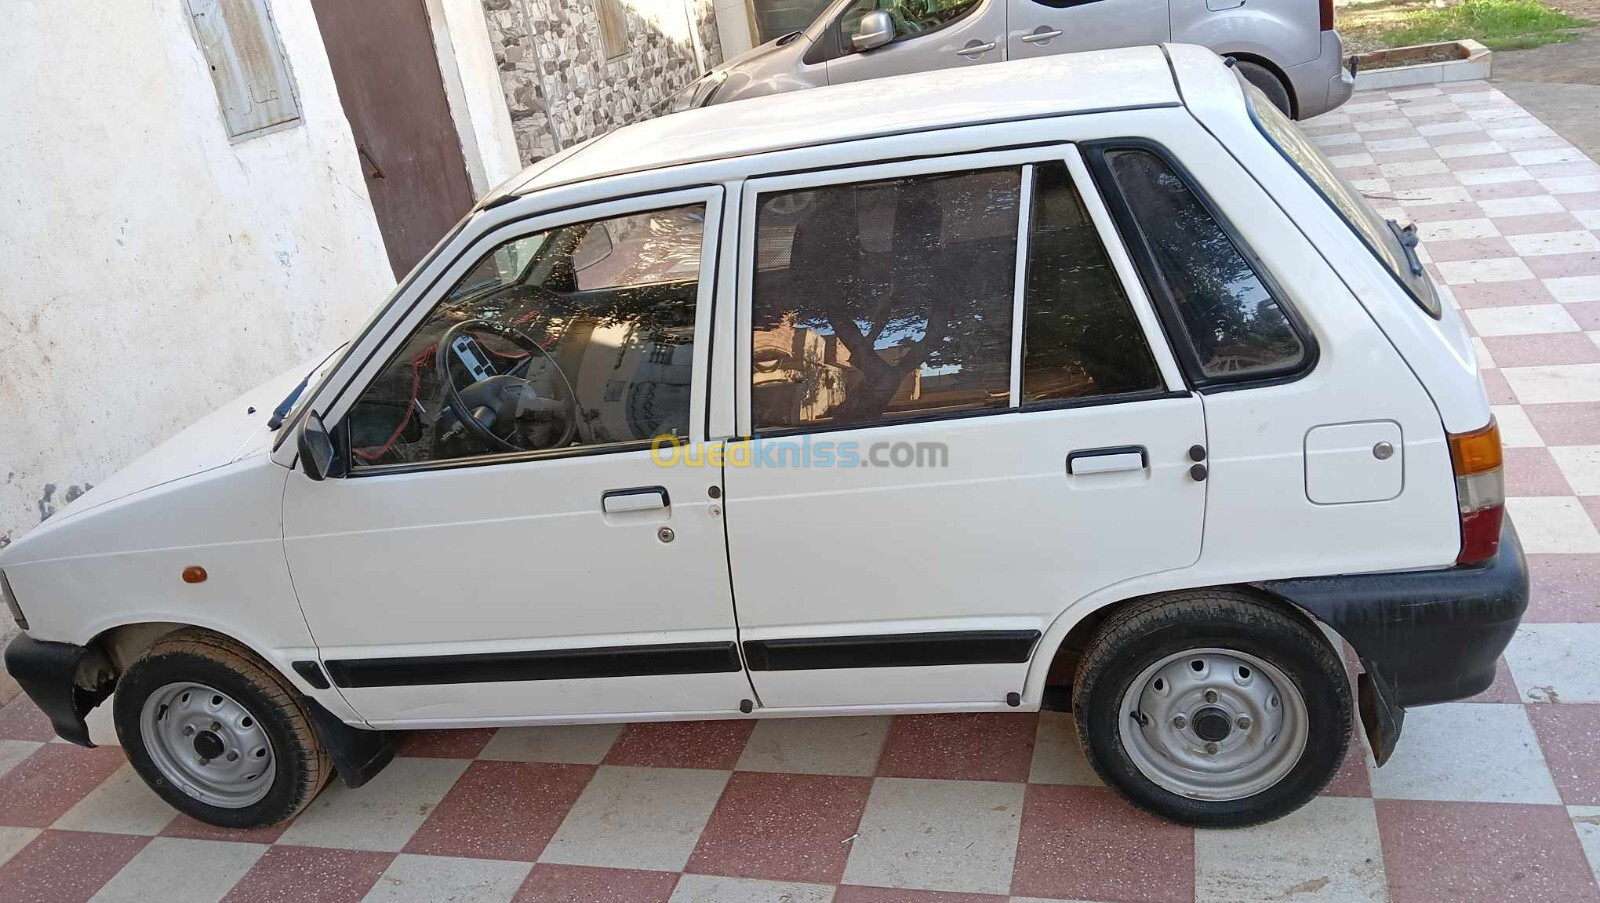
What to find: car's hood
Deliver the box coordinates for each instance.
[717,33,804,73]
[44,355,330,525]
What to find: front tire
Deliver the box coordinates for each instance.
[1072,590,1351,828]
[114,629,332,828]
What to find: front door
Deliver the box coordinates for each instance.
[724,146,1206,709]
[283,189,751,726]
[1006,0,1168,59]
[825,0,1007,85]
[309,0,477,277]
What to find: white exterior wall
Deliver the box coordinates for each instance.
[428,0,525,193]
[0,1,394,557]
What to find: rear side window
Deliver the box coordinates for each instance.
[750,167,1021,432]
[1102,148,1308,381]
[1022,161,1163,403]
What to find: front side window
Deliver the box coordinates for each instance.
[1023,161,1163,403]
[347,204,706,468]
[838,0,981,44]
[751,167,1020,432]
[1103,149,1307,381]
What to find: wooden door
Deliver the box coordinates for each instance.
[310,0,476,277]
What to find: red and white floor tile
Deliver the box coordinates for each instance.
[2,82,1600,902]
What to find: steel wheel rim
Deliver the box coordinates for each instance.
[139,682,275,808]
[1118,648,1308,801]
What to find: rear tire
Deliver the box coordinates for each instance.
[1072,590,1351,828]
[113,629,332,828]
[1235,60,1294,118]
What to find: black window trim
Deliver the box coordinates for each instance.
[335,187,726,479]
[1082,138,1320,393]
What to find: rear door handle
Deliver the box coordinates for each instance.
[1021,28,1063,43]
[602,486,670,513]
[1067,446,1148,475]
[957,40,996,59]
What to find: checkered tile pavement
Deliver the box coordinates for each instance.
[2,82,1600,902]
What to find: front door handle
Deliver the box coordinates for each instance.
[1021,28,1063,44]
[602,486,670,513]
[957,40,996,59]
[1067,446,1149,475]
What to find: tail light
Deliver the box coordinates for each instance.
[1449,419,1503,565]
[1320,0,1334,30]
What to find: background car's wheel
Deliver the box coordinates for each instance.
[113,629,332,828]
[1234,60,1294,118]
[1072,590,1351,828]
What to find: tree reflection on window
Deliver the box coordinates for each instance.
[750,168,1020,431]
[1105,149,1305,379]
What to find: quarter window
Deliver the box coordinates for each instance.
[750,168,1020,432]
[347,204,706,468]
[1023,161,1163,403]
[1104,149,1307,380]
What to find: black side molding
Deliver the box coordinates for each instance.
[293,660,332,690]
[3,634,114,747]
[325,641,743,689]
[744,630,1040,672]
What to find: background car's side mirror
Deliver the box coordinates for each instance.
[571,224,614,274]
[298,411,338,482]
[851,11,895,52]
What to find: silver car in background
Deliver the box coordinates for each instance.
[673,0,1353,120]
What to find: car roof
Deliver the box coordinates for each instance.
[497,45,1184,199]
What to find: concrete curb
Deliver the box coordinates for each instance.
[1355,39,1493,90]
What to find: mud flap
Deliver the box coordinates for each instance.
[302,697,395,789]
[1358,665,1404,766]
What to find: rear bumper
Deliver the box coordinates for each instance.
[1259,516,1528,762]
[1286,29,1356,119]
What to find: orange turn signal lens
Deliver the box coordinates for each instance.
[1448,419,1502,476]
[181,566,208,584]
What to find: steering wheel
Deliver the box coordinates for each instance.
[435,319,579,453]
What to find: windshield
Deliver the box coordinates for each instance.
[1242,78,1442,319]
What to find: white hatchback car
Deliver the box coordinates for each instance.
[2,46,1525,831]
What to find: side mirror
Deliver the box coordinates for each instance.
[851,10,894,52]
[297,411,337,482]
[571,224,614,273]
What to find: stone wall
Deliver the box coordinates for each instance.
[482,0,721,166]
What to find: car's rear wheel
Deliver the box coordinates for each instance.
[1235,60,1294,118]
[1072,590,1351,828]
[114,629,332,828]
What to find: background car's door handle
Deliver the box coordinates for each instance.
[1066,446,1149,475]
[601,486,670,513]
[1021,28,1063,43]
[956,40,996,58]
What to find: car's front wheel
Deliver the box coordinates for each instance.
[113,629,332,828]
[1072,590,1352,828]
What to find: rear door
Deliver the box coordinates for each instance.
[723,145,1206,709]
[1006,0,1168,59]
[824,0,1007,85]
